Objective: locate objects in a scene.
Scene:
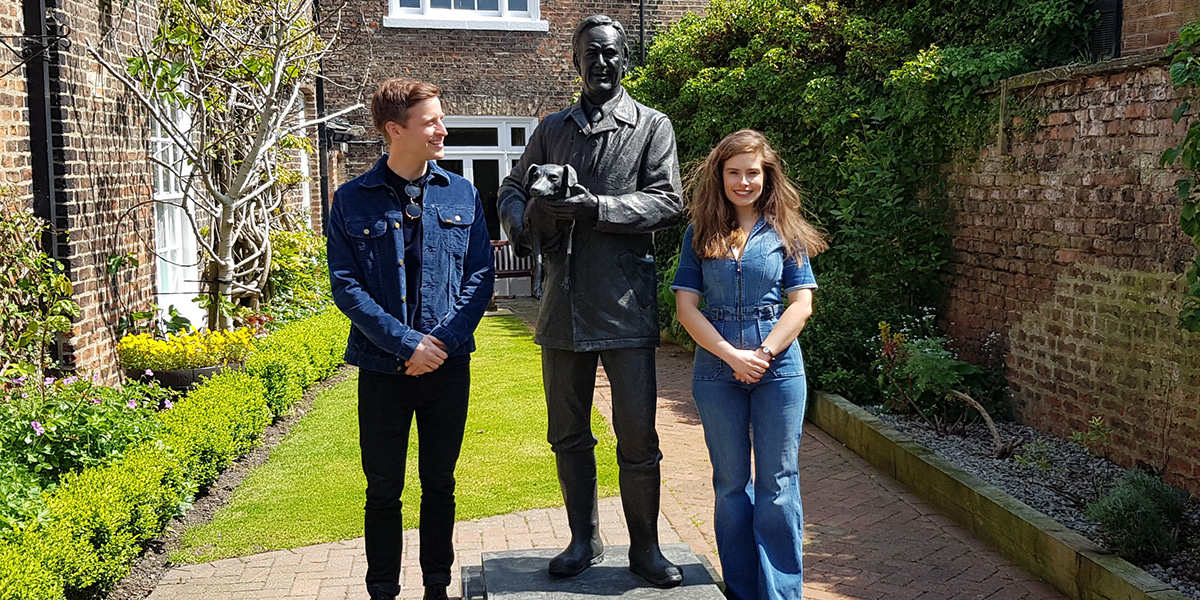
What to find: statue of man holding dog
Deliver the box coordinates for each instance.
[496,13,684,588]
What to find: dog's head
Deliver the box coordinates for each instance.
[526,163,577,200]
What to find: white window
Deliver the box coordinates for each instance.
[151,106,206,328]
[438,115,539,296]
[384,0,547,31]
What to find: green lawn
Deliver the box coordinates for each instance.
[172,316,619,563]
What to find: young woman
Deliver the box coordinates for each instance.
[670,129,827,600]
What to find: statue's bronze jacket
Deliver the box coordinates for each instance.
[498,90,684,351]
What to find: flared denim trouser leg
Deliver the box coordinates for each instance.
[693,375,806,600]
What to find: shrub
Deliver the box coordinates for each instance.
[0,540,61,600]
[260,227,332,326]
[0,307,346,599]
[1087,471,1185,562]
[247,308,348,416]
[158,370,271,487]
[116,328,256,372]
[0,376,171,489]
[36,443,186,597]
[632,0,1093,396]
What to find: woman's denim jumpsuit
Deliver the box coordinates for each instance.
[671,220,817,600]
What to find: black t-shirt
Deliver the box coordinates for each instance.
[384,168,424,330]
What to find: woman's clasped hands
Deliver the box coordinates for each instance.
[724,347,771,384]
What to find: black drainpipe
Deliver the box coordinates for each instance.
[23,0,65,361]
[313,0,331,232]
[639,0,646,66]
[24,0,59,257]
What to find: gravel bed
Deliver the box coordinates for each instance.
[861,406,1200,599]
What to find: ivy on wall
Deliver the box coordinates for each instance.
[1162,20,1200,332]
[628,0,1093,401]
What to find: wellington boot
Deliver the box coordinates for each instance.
[621,467,683,588]
[548,449,604,577]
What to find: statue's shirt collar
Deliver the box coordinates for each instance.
[569,89,638,135]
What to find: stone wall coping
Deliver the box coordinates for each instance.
[997,54,1170,92]
[808,390,1189,600]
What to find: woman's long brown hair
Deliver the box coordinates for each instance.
[686,129,828,260]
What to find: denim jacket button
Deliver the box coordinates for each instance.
[393,222,399,229]
[398,260,404,266]
[363,228,370,235]
[454,215,461,222]
[401,296,406,302]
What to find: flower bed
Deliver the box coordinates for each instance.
[117,328,255,373]
[863,405,1200,599]
[0,307,348,600]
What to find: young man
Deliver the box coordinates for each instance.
[327,78,495,600]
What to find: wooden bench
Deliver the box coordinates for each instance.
[491,240,534,279]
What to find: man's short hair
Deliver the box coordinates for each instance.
[370,78,441,141]
[572,15,630,66]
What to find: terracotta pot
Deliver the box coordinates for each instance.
[126,362,243,392]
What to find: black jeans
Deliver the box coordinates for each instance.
[541,347,662,470]
[358,359,470,598]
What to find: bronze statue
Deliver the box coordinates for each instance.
[497,14,685,589]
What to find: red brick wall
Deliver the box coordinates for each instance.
[944,61,1200,494]
[0,0,31,208]
[322,0,708,179]
[53,4,160,381]
[1122,0,1200,56]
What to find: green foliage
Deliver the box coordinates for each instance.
[0,205,80,385]
[1013,439,1053,471]
[260,227,332,326]
[631,0,1092,397]
[1069,416,1113,457]
[1162,20,1200,331]
[158,371,271,488]
[1087,470,1186,562]
[0,377,172,493]
[0,308,347,599]
[246,308,348,416]
[656,253,697,350]
[875,313,1006,429]
[0,539,61,600]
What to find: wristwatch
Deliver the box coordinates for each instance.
[756,344,775,360]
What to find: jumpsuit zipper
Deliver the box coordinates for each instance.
[736,257,743,349]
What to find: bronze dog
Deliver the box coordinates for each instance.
[523,163,579,297]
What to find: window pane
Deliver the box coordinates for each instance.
[507,0,527,11]
[438,159,464,176]
[445,127,498,146]
[510,127,526,147]
[478,0,498,9]
[454,0,474,7]
[399,0,418,5]
[472,160,501,240]
[431,0,451,8]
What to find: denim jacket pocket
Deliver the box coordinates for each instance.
[434,205,473,297]
[345,217,390,288]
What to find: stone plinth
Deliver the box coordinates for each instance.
[462,544,724,599]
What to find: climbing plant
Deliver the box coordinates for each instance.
[1161,20,1200,332]
[628,0,1093,401]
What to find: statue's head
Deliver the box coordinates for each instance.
[572,15,630,104]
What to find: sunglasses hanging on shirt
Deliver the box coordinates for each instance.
[404,178,425,219]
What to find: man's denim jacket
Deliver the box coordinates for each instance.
[327,156,495,373]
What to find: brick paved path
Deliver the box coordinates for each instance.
[148,298,1065,600]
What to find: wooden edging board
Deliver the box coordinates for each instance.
[808,391,1188,600]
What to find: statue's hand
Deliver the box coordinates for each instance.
[540,188,598,221]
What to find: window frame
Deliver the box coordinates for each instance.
[383,0,548,31]
[150,105,206,328]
